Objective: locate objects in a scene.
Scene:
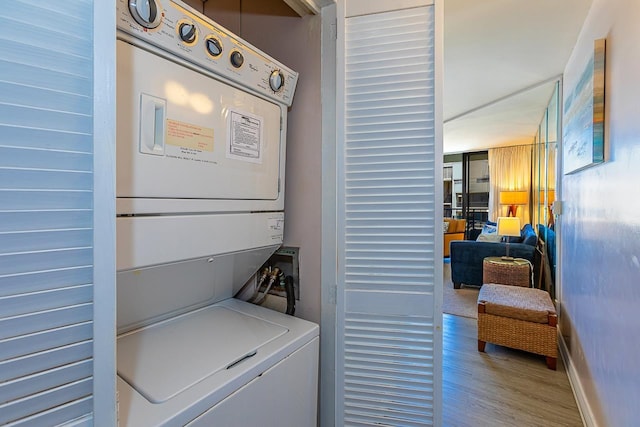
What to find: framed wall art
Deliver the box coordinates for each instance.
[563,38,606,174]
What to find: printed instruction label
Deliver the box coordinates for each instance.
[268,216,284,242]
[165,119,216,164]
[227,109,264,164]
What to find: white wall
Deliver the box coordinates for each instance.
[241,1,323,324]
[560,0,640,425]
[185,0,324,323]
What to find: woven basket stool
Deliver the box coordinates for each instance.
[483,257,531,287]
[477,283,557,369]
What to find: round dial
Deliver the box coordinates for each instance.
[179,22,197,44]
[129,0,162,29]
[205,37,223,57]
[269,70,285,92]
[230,51,244,68]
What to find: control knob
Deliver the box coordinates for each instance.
[179,22,197,44]
[230,51,244,68]
[129,0,162,29]
[269,70,285,92]
[206,37,223,57]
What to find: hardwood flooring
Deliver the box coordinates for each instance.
[442,313,583,426]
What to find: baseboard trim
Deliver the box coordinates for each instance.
[558,331,598,427]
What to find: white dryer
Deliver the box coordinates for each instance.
[115,1,318,425]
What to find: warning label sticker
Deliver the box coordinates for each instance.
[227,110,264,164]
[268,216,284,241]
[165,119,216,164]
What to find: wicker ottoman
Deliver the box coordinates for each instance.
[477,283,557,369]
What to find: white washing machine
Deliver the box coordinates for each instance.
[115,1,318,425]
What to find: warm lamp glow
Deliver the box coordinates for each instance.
[499,191,528,217]
[497,216,521,259]
[540,189,555,205]
[497,216,521,237]
[499,191,528,205]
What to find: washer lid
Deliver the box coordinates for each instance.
[117,305,288,403]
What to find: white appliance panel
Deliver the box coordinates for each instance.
[116,0,299,107]
[186,337,319,427]
[116,40,282,201]
[117,305,288,403]
[116,246,278,333]
[116,299,319,427]
[116,212,284,271]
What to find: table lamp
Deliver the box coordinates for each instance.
[497,216,521,260]
[499,191,528,217]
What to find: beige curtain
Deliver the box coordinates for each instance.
[488,145,533,225]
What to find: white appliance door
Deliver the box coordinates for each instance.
[115,299,319,427]
[117,306,288,404]
[116,40,282,200]
[186,337,319,427]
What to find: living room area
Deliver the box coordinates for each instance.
[440,80,583,425]
[441,82,558,313]
[440,1,581,424]
[443,0,577,309]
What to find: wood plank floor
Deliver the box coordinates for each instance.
[442,313,583,426]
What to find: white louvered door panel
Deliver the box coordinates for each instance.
[337,5,441,426]
[0,1,97,424]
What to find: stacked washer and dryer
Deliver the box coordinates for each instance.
[115,1,319,425]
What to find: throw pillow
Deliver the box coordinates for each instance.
[443,221,450,233]
[476,233,502,242]
[481,221,497,235]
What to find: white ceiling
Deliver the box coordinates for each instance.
[443,0,593,154]
[286,0,593,153]
[283,0,334,15]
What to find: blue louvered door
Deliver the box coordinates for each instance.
[0,1,115,425]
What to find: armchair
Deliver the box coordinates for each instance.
[444,218,466,258]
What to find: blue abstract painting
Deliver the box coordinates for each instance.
[563,39,605,174]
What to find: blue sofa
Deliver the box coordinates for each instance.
[450,223,538,288]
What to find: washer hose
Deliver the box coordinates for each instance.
[251,267,281,305]
[285,275,295,316]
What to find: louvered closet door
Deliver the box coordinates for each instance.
[0,1,99,424]
[337,5,442,426]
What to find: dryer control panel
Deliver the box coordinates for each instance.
[117,0,298,107]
